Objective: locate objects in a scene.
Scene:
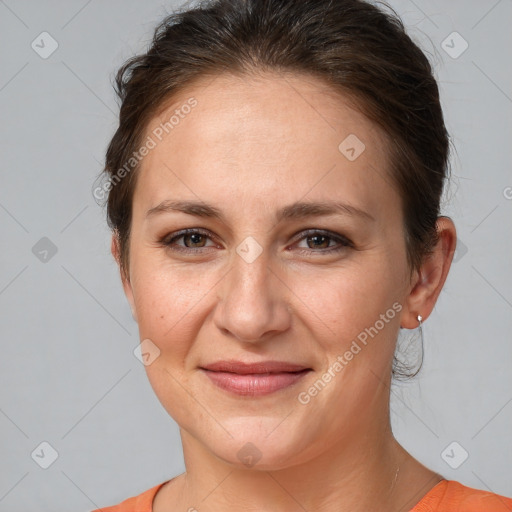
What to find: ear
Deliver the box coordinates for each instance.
[111,232,138,323]
[401,217,457,329]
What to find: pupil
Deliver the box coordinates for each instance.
[188,234,204,247]
[309,235,328,249]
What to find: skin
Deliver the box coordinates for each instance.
[111,71,456,511]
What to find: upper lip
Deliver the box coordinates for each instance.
[200,360,311,374]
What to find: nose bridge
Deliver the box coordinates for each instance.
[214,235,290,342]
[229,223,272,290]
[232,237,271,298]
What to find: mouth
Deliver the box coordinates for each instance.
[199,360,313,396]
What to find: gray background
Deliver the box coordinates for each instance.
[0,0,511,510]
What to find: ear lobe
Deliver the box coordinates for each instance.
[111,232,138,323]
[401,217,457,329]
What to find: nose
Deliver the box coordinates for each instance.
[213,242,292,343]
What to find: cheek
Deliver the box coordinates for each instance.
[290,260,400,340]
[130,265,210,420]
[131,263,202,349]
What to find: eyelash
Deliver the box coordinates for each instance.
[159,228,353,256]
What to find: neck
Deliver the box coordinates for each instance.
[166,420,440,512]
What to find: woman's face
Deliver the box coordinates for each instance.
[118,72,416,469]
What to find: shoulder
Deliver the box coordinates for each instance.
[413,480,512,512]
[90,480,170,512]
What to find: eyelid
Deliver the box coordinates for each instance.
[290,228,353,248]
[160,227,353,254]
[162,228,219,248]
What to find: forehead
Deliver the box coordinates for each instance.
[133,71,397,223]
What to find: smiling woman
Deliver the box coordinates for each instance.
[91,0,511,511]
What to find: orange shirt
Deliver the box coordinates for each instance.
[92,479,512,511]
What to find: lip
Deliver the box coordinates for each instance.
[199,360,312,396]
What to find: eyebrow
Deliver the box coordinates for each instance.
[145,199,375,223]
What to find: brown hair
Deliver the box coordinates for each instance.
[95,0,451,377]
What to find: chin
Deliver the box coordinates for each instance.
[203,421,307,471]
[217,442,298,471]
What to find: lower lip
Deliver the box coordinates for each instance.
[200,369,311,396]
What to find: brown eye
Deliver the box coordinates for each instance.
[306,234,331,249]
[161,229,217,253]
[294,229,353,255]
[182,233,207,248]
